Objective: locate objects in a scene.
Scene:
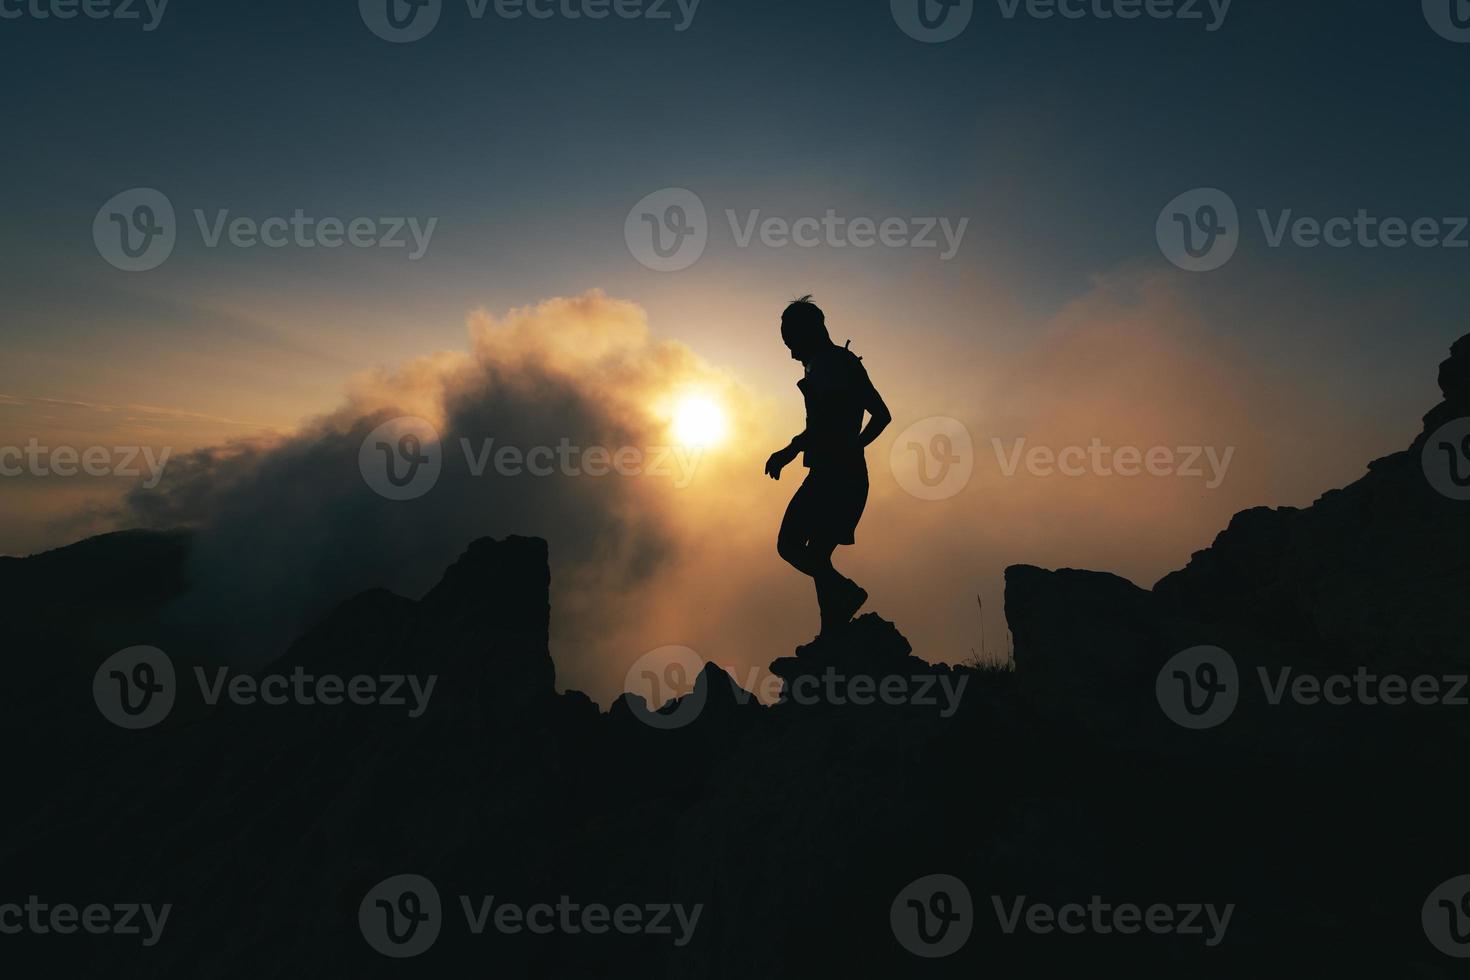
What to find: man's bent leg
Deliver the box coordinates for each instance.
[778,477,822,576]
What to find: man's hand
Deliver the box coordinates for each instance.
[765,445,798,480]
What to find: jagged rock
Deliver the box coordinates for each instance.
[608,660,761,731]
[1153,335,1470,672]
[1424,332,1470,434]
[1005,566,1175,725]
[0,527,190,631]
[419,534,550,635]
[264,535,558,727]
[768,613,966,712]
[1007,332,1470,725]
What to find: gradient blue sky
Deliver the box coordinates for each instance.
[5,1,1467,395]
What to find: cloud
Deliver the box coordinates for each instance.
[119,291,762,692]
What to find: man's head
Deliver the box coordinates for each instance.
[780,295,832,362]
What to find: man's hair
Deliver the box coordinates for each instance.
[781,294,831,348]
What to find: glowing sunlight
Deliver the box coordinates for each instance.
[671,393,728,448]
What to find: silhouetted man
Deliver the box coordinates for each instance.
[765,296,891,636]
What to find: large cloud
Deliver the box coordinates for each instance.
[121,291,764,693]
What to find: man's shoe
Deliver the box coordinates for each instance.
[830,578,868,628]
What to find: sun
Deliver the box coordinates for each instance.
[671,394,728,448]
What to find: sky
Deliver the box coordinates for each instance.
[3,0,1468,703]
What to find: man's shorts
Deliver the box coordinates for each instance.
[780,463,870,546]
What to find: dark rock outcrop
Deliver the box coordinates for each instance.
[1007,331,1470,722]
